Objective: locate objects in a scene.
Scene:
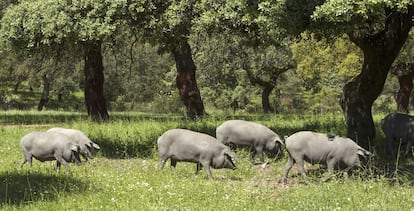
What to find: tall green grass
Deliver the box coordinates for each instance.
[1,111,413,210]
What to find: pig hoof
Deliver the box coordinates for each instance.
[261,162,269,169]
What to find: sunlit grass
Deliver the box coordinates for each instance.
[1,111,414,210]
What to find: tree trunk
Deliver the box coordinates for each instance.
[262,85,274,113]
[37,74,50,111]
[244,64,293,113]
[171,40,205,118]
[83,41,109,121]
[14,81,20,92]
[392,64,414,113]
[342,9,412,149]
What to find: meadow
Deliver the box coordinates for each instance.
[1,110,414,210]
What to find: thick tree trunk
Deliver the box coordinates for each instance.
[171,40,205,118]
[343,9,412,149]
[340,51,389,149]
[262,85,274,113]
[37,74,50,111]
[392,64,414,113]
[83,41,109,121]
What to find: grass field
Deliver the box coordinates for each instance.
[1,110,414,210]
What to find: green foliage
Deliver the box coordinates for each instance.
[395,29,414,65]
[0,0,128,52]
[290,33,362,113]
[101,32,183,112]
[0,0,412,116]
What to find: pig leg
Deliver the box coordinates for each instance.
[20,159,27,168]
[20,153,32,168]
[284,156,295,184]
[195,162,202,174]
[158,157,167,170]
[404,140,413,157]
[326,158,338,172]
[55,156,70,171]
[296,159,307,181]
[170,159,177,172]
[250,147,258,163]
[200,162,212,179]
[289,153,308,183]
[384,136,395,158]
[255,146,265,164]
[82,154,89,163]
[56,161,62,171]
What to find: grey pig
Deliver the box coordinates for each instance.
[216,120,283,164]
[48,127,100,161]
[381,113,414,158]
[284,131,370,184]
[157,129,237,179]
[20,131,81,170]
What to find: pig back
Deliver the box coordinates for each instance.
[21,131,75,157]
[285,131,348,162]
[217,120,277,146]
[382,113,414,138]
[158,129,223,159]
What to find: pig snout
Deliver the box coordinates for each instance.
[72,145,82,165]
[224,154,237,170]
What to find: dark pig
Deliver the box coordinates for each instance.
[381,113,414,157]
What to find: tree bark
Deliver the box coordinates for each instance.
[83,41,109,121]
[171,39,205,118]
[262,85,274,113]
[37,74,50,111]
[342,9,413,149]
[392,64,414,113]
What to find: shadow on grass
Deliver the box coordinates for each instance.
[0,172,90,206]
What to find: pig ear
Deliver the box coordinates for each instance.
[357,148,371,157]
[71,145,80,152]
[85,143,92,148]
[275,138,284,146]
[224,149,237,159]
[269,138,284,149]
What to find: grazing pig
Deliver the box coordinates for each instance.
[157,129,237,179]
[216,120,283,164]
[381,113,414,158]
[284,131,370,184]
[47,127,100,161]
[20,131,81,170]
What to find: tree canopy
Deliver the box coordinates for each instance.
[0,0,413,143]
